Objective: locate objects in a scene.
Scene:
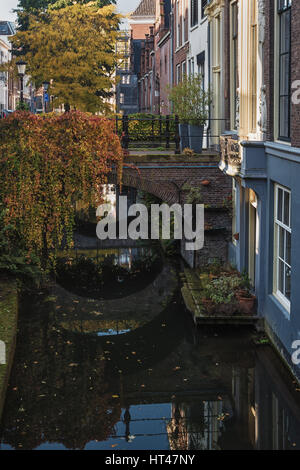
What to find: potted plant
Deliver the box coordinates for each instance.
[168,81,189,152]
[236,290,256,314]
[234,271,256,314]
[186,75,211,153]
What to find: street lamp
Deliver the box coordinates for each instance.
[42,81,50,113]
[16,60,27,105]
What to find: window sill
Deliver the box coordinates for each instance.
[272,291,291,316]
[275,139,291,146]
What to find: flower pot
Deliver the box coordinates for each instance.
[188,124,204,153]
[178,123,189,152]
[237,294,255,315]
[201,298,215,315]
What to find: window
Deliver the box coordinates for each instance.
[232,179,237,244]
[119,93,124,104]
[176,64,181,84]
[277,0,292,141]
[121,75,130,84]
[274,184,291,311]
[189,57,194,76]
[201,0,207,18]
[198,60,204,91]
[182,61,187,78]
[176,1,181,48]
[230,1,238,129]
[191,0,198,27]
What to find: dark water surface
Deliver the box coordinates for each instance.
[1,246,300,450]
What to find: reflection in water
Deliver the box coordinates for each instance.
[97,329,131,336]
[1,249,300,450]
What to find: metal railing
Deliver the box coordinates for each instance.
[113,115,230,153]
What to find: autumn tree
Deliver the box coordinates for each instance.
[16,0,116,31]
[12,3,121,112]
[0,111,123,269]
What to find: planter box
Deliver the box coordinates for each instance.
[188,124,204,153]
[178,123,189,152]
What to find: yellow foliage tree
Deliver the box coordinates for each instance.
[12,3,121,113]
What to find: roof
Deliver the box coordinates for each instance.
[131,0,155,17]
[0,21,15,36]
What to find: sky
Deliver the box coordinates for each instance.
[0,0,141,22]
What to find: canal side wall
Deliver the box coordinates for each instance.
[0,280,18,421]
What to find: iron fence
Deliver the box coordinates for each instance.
[113,114,230,153]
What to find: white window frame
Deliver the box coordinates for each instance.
[273,183,291,313]
[232,178,237,245]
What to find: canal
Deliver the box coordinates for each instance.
[1,236,300,450]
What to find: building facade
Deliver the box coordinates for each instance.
[214,0,300,381]
[0,21,33,114]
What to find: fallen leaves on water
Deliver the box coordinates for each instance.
[112,394,119,398]
[68,363,78,367]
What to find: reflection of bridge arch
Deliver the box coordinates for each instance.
[54,261,178,336]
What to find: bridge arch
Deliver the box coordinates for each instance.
[108,170,179,204]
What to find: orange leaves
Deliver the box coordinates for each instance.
[0,111,123,268]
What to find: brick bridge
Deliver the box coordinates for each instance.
[109,151,233,268]
[109,151,231,205]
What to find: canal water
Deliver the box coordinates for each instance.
[1,241,300,450]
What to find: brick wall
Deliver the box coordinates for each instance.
[131,23,154,40]
[110,161,232,268]
[291,0,300,148]
[264,0,275,142]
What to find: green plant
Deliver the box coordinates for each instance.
[205,274,244,304]
[240,269,252,290]
[16,102,30,111]
[223,194,233,215]
[0,205,43,287]
[168,74,211,125]
[116,113,176,142]
[183,184,202,204]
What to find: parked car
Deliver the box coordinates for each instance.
[0,109,13,119]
